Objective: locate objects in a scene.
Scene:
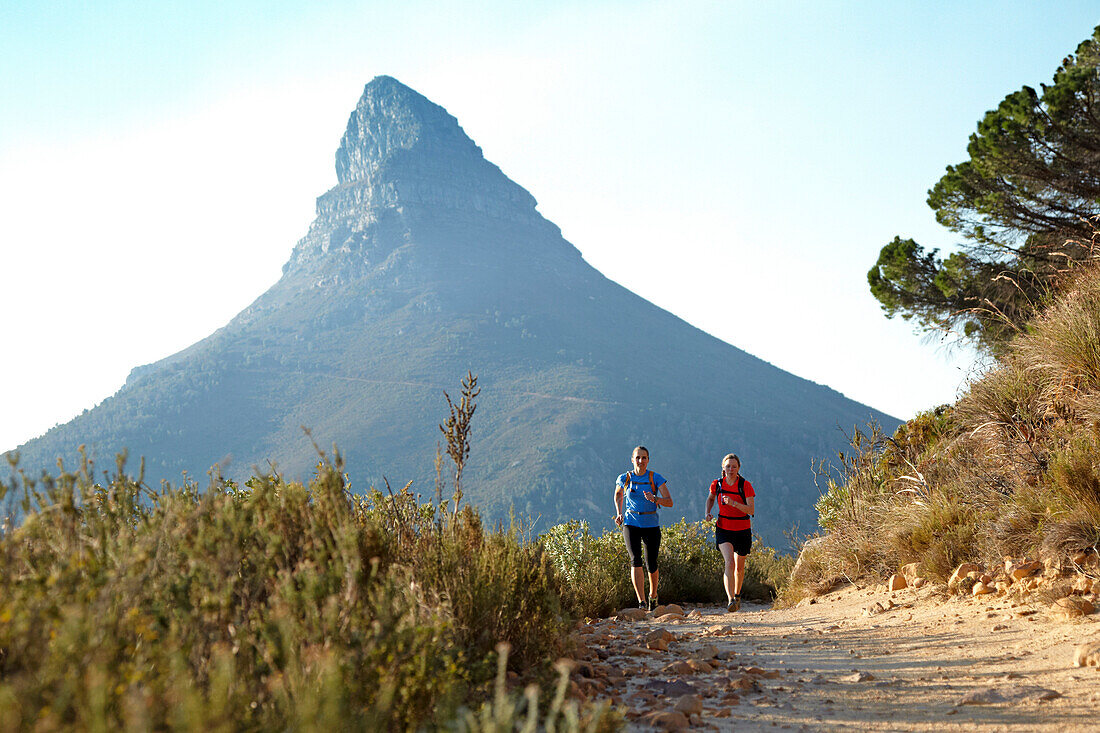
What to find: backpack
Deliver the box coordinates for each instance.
[715,475,747,519]
[625,470,659,515]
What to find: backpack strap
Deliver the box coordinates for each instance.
[716,475,748,518]
[624,470,659,515]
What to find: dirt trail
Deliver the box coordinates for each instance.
[568,584,1100,731]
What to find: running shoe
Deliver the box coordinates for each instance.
[726,599,736,613]
[638,600,647,610]
[732,595,741,612]
[648,596,658,612]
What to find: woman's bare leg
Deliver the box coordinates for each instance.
[733,552,747,596]
[718,542,736,602]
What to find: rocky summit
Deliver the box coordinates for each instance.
[10,76,897,543]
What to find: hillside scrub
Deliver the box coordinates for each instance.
[0,451,617,731]
[785,265,1100,603]
[0,358,797,729]
[542,519,792,619]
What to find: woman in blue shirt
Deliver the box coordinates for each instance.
[614,445,674,610]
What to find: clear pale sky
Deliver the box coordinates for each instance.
[2,1,1098,452]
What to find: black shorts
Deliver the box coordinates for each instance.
[622,524,661,572]
[715,527,752,556]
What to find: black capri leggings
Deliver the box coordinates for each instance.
[622,525,661,572]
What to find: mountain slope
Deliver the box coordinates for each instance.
[11,76,897,544]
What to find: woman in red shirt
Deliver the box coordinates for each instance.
[705,454,755,612]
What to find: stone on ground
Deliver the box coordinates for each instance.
[692,643,720,660]
[841,671,875,682]
[1072,575,1095,595]
[958,685,1061,705]
[1073,640,1100,667]
[1051,596,1095,620]
[1007,559,1043,581]
[948,563,983,591]
[673,694,703,717]
[685,659,713,673]
[616,607,648,622]
[661,660,695,675]
[640,711,690,731]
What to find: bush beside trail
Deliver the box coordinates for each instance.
[0,445,795,730]
[0,452,617,731]
[0,369,793,729]
[542,518,792,619]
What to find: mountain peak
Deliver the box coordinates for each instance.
[283,76,548,278]
[12,80,898,549]
[334,76,482,185]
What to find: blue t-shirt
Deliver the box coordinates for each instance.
[617,470,666,528]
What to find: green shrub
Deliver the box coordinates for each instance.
[746,543,795,598]
[1048,433,1100,514]
[653,519,723,601]
[891,496,986,581]
[540,520,629,619]
[813,426,893,534]
[0,451,585,731]
[419,508,568,678]
[542,519,790,618]
[1040,432,1100,556]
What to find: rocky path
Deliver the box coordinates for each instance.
[565,584,1100,731]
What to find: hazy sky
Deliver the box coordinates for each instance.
[2,1,1099,453]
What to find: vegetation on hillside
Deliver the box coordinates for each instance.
[0,447,612,731]
[807,22,1100,607]
[869,25,1100,350]
[787,262,1100,602]
[541,519,791,619]
[0,373,792,730]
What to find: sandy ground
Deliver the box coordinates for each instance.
[569,584,1100,731]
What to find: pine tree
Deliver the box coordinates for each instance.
[869,26,1100,350]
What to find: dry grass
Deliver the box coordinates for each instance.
[787,264,1100,600]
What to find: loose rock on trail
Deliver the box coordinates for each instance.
[563,586,1100,731]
